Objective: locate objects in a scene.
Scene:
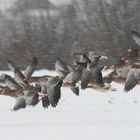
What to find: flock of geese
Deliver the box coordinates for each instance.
[0,31,140,111]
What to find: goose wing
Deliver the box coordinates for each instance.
[81,69,92,89]
[13,97,26,111]
[124,69,140,92]
[24,56,38,78]
[55,58,70,77]
[132,31,140,46]
[1,74,22,90]
[46,78,63,107]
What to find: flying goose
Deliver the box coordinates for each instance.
[24,56,38,80]
[55,58,73,78]
[40,77,63,108]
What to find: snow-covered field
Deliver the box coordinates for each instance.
[0,70,140,140]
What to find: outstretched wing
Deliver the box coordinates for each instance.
[1,74,22,90]
[7,60,29,88]
[131,31,140,46]
[13,97,26,111]
[124,69,140,92]
[91,65,104,85]
[47,78,63,107]
[41,83,50,108]
[81,69,92,89]
[7,60,17,72]
[24,56,38,78]
[55,58,70,77]
[14,69,30,89]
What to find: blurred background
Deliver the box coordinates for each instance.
[0,0,139,70]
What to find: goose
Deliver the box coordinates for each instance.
[131,30,140,46]
[88,51,108,64]
[89,65,105,87]
[72,51,107,68]
[71,52,92,63]
[7,60,30,89]
[40,77,63,108]
[124,69,140,92]
[0,74,22,90]
[0,87,26,111]
[0,72,43,110]
[0,83,41,111]
[55,58,73,78]
[71,61,92,90]
[24,56,38,81]
[124,63,140,92]
[63,64,83,95]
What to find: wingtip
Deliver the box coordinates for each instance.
[71,86,79,96]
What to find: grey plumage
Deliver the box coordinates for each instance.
[14,69,30,89]
[115,67,130,79]
[79,54,91,63]
[23,88,39,106]
[132,31,140,46]
[0,74,22,90]
[7,60,30,88]
[90,65,104,85]
[41,77,63,108]
[24,56,38,78]
[88,51,101,63]
[55,58,73,78]
[124,69,140,92]
[70,86,79,96]
[64,65,83,85]
[13,97,26,111]
[72,52,91,64]
[81,68,92,89]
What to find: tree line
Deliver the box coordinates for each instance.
[0,0,139,70]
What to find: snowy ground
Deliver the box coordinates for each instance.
[0,70,140,140]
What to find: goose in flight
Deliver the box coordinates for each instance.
[131,31,140,46]
[24,56,38,81]
[0,78,41,111]
[40,77,63,108]
[55,58,73,78]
